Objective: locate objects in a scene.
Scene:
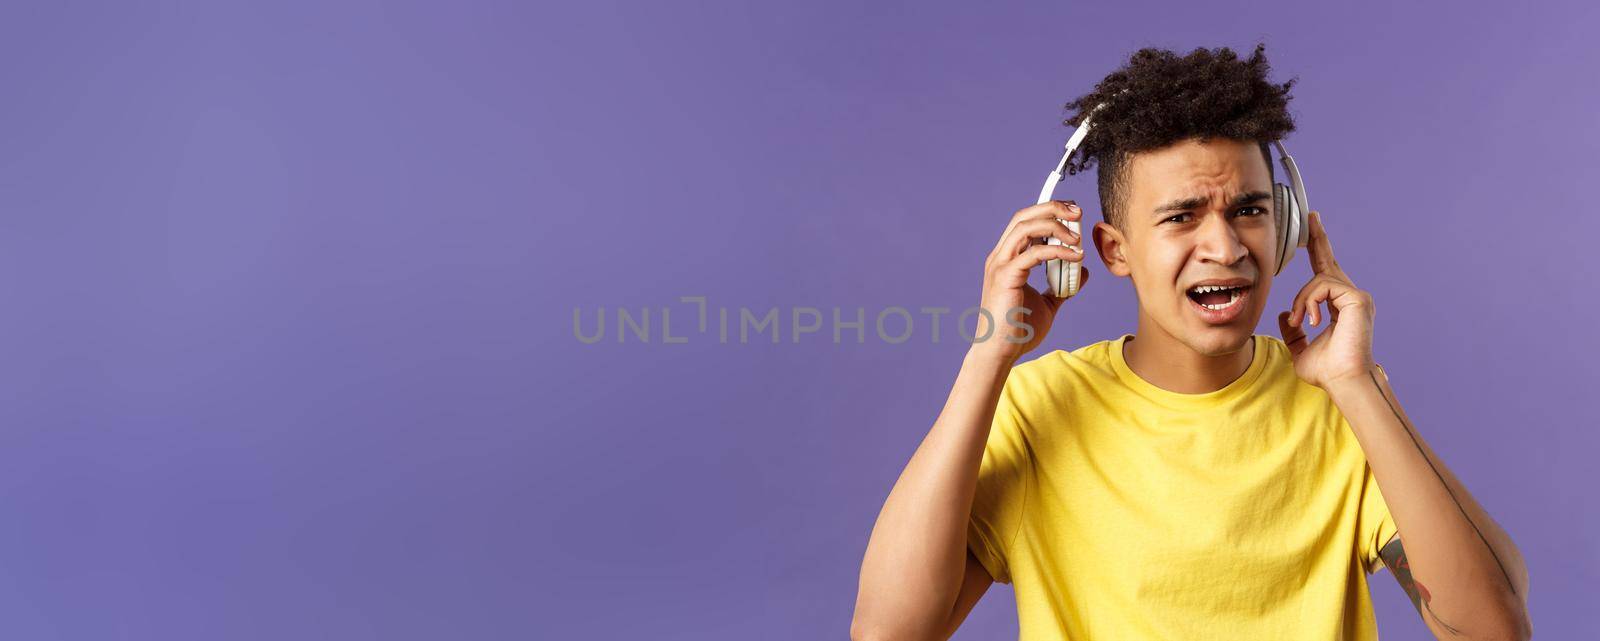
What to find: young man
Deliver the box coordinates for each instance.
[851,45,1531,640]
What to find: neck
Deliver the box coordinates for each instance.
[1124,316,1255,394]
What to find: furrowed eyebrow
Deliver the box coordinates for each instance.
[1153,191,1273,217]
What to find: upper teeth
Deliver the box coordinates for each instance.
[1191,285,1239,293]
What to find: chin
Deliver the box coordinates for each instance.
[1180,328,1255,357]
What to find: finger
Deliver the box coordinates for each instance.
[1289,276,1334,327]
[999,200,1080,244]
[1288,278,1312,326]
[1305,211,1345,277]
[1326,287,1372,324]
[991,201,1081,260]
[1004,218,1081,258]
[1277,311,1308,356]
[1299,278,1359,328]
[994,243,1082,289]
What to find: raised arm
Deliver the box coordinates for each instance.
[1278,211,1530,641]
[851,201,1087,641]
[1334,368,1530,640]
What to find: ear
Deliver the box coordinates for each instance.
[1092,221,1132,278]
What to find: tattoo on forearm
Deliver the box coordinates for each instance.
[1381,537,1463,635]
[1368,370,1519,597]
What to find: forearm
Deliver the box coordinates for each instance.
[1327,365,1530,639]
[853,347,1013,639]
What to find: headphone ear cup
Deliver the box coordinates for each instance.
[1272,183,1292,274]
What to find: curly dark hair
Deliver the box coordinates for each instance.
[1063,44,1297,229]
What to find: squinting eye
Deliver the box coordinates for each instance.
[1163,213,1191,224]
[1235,207,1267,217]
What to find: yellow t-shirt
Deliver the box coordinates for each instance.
[968,333,1398,640]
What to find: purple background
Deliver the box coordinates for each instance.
[1,1,1594,639]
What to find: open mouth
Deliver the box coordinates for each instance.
[1184,283,1252,323]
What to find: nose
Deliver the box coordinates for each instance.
[1194,213,1248,266]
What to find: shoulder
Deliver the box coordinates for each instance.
[1012,337,1119,381]
[1001,337,1122,404]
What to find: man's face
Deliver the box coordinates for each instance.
[1094,137,1279,356]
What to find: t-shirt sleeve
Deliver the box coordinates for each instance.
[966,379,1034,585]
[1356,458,1400,574]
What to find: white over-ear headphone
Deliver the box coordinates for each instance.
[1036,110,1310,298]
